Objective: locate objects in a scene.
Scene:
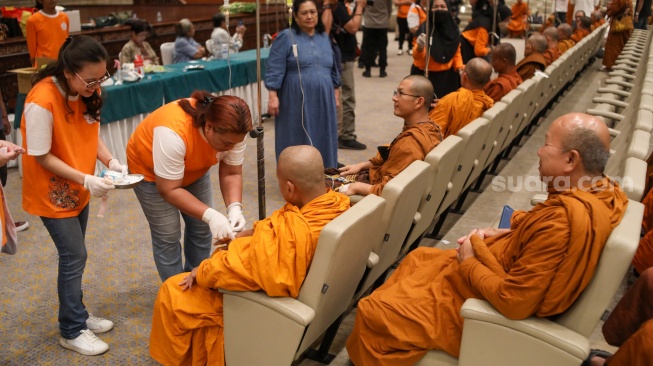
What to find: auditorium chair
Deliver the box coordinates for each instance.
[414,199,644,366]
[220,194,387,366]
[160,42,175,65]
[470,101,510,182]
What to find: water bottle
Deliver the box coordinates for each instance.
[221,43,229,59]
[156,11,162,23]
[263,35,269,48]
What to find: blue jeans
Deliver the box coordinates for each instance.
[636,16,648,30]
[41,204,90,339]
[133,172,214,281]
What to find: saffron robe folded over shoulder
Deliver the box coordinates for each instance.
[149,190,350,366]
[633,188,653,273]
[346,178,627,366]
[484,70,523,102]
[543,46,561,65]
[368,121,442,196]
[558,38,576,53]
[516,52,548,80]
[429,88,494,137]
[571,27,590,42]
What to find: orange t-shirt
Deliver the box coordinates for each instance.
[21,77,99,218]
[412,43,464,72]
[26,10,69,63]
[126,100,219,187]
[397,3,411,18]
[461,27,491,57]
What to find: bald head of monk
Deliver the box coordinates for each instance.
[591,10,602,22]
[558,23,573,41]
[462,57,493,90]
[579,16,592,30]
[538,113,610,189]
[543,27,559,47]
[277,145,327,207]
[525,34,548,57]
[490,43,517,74]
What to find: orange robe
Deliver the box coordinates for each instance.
[558,38,576,53]
[543,46,561,65]
[429,88,494,137]
[603,0,633,68]
[516,52,548,80]
[633,188,653,273]
[570,27,590,42]
[507,2,529,37]
[346,178,628,365]
[149,191,350,366]
[484,70,523,102]
[367,121,442,196]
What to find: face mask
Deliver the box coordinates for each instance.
[433,10,450,23]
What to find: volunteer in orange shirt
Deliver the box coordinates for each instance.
[126,92,253,282]
[21,35,126,356]
[26,0,69,66]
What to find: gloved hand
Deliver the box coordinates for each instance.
[108,158,128,176]
[337,184,350,194]
[84,174,115,197]
[416,33,427,48]
[203,208,236,242]
[227,202,246,232]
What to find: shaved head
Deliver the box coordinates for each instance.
[557,113,610,175]
[528,34,548,53]
[277,145,326,204]
[543,27,559,42]
[492,43,516,65]
[580,16,592,29]
[558,23,573,39]
[465,57,493,87]
[403,75,435,110]
[591,10,602,21]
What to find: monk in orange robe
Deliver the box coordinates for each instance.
[485,43,523,102]
[516,34,548,80]
[346,113,628,365]
[590,10,604,30]
[430,57,494,137]
[557,23,576,53]
[539,13,556,34]
[584,268,653,365]
[149,145,350,366]
[542,27,562,64]
[603,0,633,70]
[632,188,653,273]
[335,75,442,196]
[571,16,591,41]
[507,0,529,38]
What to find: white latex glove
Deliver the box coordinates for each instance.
[227,202,246,232]
[337,184,350,194]
[416,33,427,48]
[203,208,236,242]
[84,174,115,197]
[108,158,128,176]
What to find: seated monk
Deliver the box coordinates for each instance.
[430,57,494,137]
[507,0,529,38]
[543,27,562,65]
[571,16,592,42]
[149,145,350,366]
[558,23,576,53]
[346,112,629,365]
[485,43,523,102]
[632,187,653,274]
[516,34,548,80]
[539,13,556,34]
[333,75,442,197]
[584,268,653,365]
[590,10,605,31]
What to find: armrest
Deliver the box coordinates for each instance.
[220,289,315,326]
[413,211,421,225]
[604,78,634,89]
[621,157,647,202]
[586,109,624,122]
[591,97,629,109]
[349,194,364,205]
[367,251,379,268]
[530,193,548,206]
[608,71,635,80]
[608,128,620,137]
[612,64,636,73]
[597,88,630,98]
[459,299,590,361]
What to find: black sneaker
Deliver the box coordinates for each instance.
[380,69,387,78]
[362,70,371,77]
[339,138,367,150]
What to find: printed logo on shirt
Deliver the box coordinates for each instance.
[61,22,67,31]
[48,176,80,209]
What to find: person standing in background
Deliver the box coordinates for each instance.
[361,0,392,78]
[394,0,413,55]
[26,0,69,66]
[554,0,568,25]
[210,13,246,59]
[322,0,368,151]
[634,0,651,29]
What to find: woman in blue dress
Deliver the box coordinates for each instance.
[265,0,341,168]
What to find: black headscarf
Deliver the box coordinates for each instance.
[422,9,460,64]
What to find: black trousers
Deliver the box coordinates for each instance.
[362,27,388,68]
[396,17,412,50]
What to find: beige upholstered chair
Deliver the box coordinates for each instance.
[220,194,387,366]
[415,199,644,366]
[160,42,175,65]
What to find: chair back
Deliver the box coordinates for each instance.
[160,42,175,65]
[206,39,214,55]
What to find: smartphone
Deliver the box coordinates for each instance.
[238,20,244,26]
[498,205,514,229]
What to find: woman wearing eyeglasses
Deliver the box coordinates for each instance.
[20,35,126,356]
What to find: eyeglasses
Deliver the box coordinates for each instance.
[74,70,111,89]
[393,89,421,98]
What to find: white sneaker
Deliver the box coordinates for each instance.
[86,314,114,333]
[397,49,404,55]
[407,49,413,55]
[14,221,29,232]
[59,329,109,356]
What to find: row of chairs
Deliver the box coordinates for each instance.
[219,23,642,366]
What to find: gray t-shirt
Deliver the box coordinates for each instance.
[363,0,392,29]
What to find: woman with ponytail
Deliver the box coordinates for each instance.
[21,35,125,356]
[126,91,252,283]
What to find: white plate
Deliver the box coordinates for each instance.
[104,172,145,189]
